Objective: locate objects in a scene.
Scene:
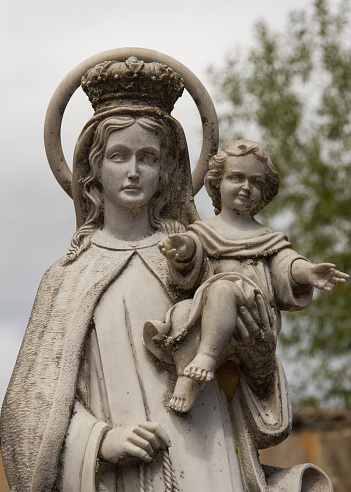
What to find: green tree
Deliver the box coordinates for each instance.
[209,0,351,408]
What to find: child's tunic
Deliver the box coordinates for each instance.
[151,221,313,346]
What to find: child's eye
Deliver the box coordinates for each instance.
[229,175,243,182]
[251,178,264,189]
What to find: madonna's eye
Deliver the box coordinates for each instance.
[139,152,159,164]
[108,152,126,163]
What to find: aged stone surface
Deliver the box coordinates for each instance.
[0,49,345,492]
[147,140,347,414]
[2,411,350,491]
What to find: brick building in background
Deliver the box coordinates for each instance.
[260,410,351,492]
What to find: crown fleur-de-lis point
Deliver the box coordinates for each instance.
[125,56,144,74]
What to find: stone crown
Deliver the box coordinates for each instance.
[81,56,185,113]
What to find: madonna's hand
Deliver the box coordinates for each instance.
[234,293,277,395]
[100,422,171,465]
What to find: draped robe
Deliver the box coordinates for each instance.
[157,222,315,342]
[0,229,333,491]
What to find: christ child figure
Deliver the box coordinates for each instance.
[146,140,348,413]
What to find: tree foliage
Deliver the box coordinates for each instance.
[209,0,351,408]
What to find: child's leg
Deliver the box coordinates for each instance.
[168,322,205,413]
[184,280,238,381]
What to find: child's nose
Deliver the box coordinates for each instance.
[242,179,250,190]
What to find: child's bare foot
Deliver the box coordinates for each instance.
[183,353,216,381]
[168,376,205,413]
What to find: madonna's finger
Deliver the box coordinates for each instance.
[134,427,165,451]
[140,422,172,448]
[255,294,271,331]
[236,316,251,344]
[124,442,153,463]
[129,434,155,456]
[239,306,260,336]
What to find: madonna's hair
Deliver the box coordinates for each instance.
[204,140,280,215]
[64,115,185,263]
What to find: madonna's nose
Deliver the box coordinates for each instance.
[127,156,139,180]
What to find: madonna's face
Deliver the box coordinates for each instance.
[100,124,161,211]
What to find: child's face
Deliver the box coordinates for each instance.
[220,154,265,215]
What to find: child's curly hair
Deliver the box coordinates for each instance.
[205,140,280,215]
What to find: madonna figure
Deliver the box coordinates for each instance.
[0,52,333,492]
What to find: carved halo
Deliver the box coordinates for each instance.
[44,48,219,198]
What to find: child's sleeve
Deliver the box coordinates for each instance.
[167,231,206,291]
[270,248,313,311]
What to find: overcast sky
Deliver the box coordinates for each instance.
[0,0,343,404]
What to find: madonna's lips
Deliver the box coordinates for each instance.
[123,184,142,190]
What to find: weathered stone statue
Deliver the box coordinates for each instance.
[0,49,342,492]
[146,140,348,414]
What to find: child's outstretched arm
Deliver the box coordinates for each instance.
[159,234,203,291]
[159,234,196,263]
[291,259,349,292]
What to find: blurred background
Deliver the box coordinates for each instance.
[1,0,350,490]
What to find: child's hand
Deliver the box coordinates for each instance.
[292,260,349,292]
[158,234,195,262]
[307,263,349,292]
